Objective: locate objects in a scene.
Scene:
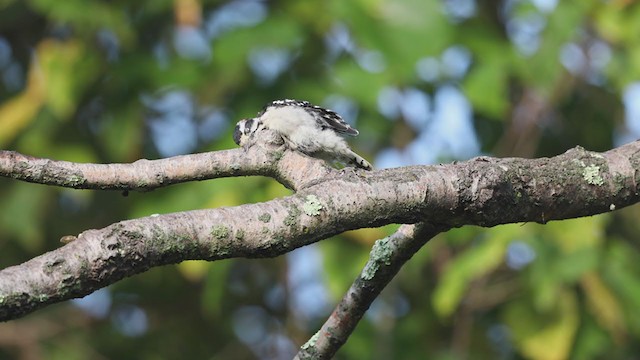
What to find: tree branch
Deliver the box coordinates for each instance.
[295,222,445,359]
[1,140,639,323]
[0,131,334,191]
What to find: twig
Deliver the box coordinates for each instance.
[295,223,444,359]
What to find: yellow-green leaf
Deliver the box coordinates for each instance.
[505,289,579,360]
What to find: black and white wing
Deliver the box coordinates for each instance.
[262,99,359,136]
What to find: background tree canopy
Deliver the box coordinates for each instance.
[1,0,640,358]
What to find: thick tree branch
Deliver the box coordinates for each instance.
[295,222,445,359]
[1,140,639,322]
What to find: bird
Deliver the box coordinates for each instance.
[233,99,372,170]
[232,117,262,149]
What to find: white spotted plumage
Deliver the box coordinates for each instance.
[233,99,372,170]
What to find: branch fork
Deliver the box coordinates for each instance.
[2,136,640,358]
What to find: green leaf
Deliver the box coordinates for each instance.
[432,224,522,317]
[463,57,510,119]
[201,260,232,317]
[0,182,51,251]
[503,289,579,360]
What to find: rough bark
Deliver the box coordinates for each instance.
[1,134,639,355]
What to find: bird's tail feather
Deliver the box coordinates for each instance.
[348,151,372,170]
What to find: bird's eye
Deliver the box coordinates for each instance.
[233,125,243,145]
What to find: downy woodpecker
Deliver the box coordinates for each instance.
[233,99,372,170]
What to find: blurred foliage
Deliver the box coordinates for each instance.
[1,0,640,359]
